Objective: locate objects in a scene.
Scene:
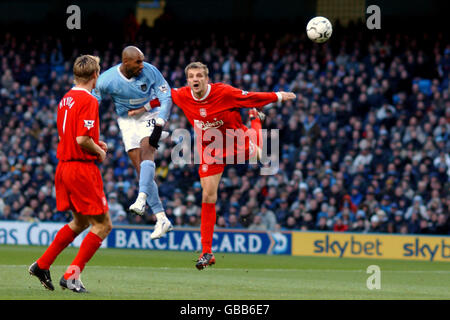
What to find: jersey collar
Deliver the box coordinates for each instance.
[191,84,211,101]
[117,65,135,82]
[71,87,93,96]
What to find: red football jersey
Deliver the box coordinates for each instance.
[171,83,278,164]
[56,87,100,161]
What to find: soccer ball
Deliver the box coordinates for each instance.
[306,16,332,43]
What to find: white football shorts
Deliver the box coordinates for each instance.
[117,111,169,152]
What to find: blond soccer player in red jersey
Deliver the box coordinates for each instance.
[173,62,296,269]
[28,55,112,293]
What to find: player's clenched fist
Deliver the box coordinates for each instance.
[278,91,296,101]
[97,148,106,163]
[99,140,108,152]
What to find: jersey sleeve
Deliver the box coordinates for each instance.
[148,64,173,122]
[92,74,107,103]
[222,84,278,109]
[170,88,181,108]
[76,97,99,138]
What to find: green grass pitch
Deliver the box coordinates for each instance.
[0,245,449,300]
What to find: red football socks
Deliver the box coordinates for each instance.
[250,118,262,148]
[201,202,216,254]
[63,231,103,280]
[37,224,77,270]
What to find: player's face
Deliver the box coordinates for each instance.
[127,54,144,78]
[187,68,208,97]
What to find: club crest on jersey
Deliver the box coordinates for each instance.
[199,108,207,117]
[84,120,95,130]
[140,84,147,91]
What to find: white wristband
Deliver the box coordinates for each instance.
[275,92,282,103]
[155,118,165,126]
[143,102,151,111]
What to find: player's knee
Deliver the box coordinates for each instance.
[70,220,89,234]
[103,219,113,235]
[202,190,217,203]
[140,144,155,160]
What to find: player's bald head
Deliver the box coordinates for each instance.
[120,46,145,78]
[122,46,144,62]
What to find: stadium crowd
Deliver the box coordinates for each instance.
[0,21,449,235]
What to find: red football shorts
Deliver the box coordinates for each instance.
[197,138,258,178]
[55,161,108,215]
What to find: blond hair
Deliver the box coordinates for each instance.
[73,55,100,85]
[184,61,209,78]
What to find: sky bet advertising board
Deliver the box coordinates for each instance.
[291,231,450,262]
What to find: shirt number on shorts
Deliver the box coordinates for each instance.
[146,119,156,127]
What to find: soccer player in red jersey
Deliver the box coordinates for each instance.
[29,55,112,293]
[172,62,296,269]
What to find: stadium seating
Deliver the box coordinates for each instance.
[0,22,449,235]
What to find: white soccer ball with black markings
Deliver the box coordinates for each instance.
[306,16,332,43]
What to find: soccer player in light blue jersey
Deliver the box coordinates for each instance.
[93,46,172,239]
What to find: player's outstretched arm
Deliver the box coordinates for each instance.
[225,85,296,109]
[277,91,297,102]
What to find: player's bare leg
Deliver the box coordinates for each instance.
[68,211,90,234]
[60,211,112,293]
[127,148,142,176]
[196,172,222,270]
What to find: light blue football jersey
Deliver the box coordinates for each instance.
[93,62,172,120]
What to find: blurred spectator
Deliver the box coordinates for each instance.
[216,216,228,228]
[333,217,348,232]
[258,204,277,231]
[368,215,382,233]
[316,216,329,231]
[227,214,243,229]
[405,196,429,220]
[113,211,129,225]
[248,215,267,231]
[434,214,449,235]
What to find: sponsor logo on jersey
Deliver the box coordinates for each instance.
[84,120,95,130]
[194,118,224,131]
